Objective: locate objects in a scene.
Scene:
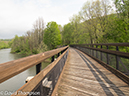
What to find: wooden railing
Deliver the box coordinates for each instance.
[0,46,69,96]
[71,43,129,84]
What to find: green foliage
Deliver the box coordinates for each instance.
[11,33,48,55]
[44,21,61,49]
[10,0,129,55]
[0,40,10,49]
[62,14,90,45]
[11,18,48,55]
[104,0,129,42]
[62,0,129,45]
[62,23,74,45]
[37,41,48,53]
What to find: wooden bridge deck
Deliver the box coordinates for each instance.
[52,48,129,96]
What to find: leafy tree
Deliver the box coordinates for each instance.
[104,0,129,43]
[79,0,112,43]
[62,14,90,45]
[0,41,9,49]
[44,21,61,49]
[11,18,48,55]
[70,14,81,44]
[114,0,129,42]
[11,35,20,52]
[62,23,74,45]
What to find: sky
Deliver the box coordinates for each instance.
[0,0,88,39]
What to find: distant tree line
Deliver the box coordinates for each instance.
[0,39,12,41]
[10,0,129,55]
[0,39,12,49]
[0,41,9,49]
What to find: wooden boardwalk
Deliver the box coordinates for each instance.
[52,48,129,96]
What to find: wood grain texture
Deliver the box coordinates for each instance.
[76,47,129,85]
[52,48,129,96]
[11,48,69,96]
[0,46,68,83]
[52,48,70,96]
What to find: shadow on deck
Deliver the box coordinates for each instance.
[52,48,129,96]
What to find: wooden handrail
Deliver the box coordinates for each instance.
[71,43,129,84]
[75,48,129,85]
[11,48,69,96]
[74,46,129,58]
[0,46,68,83]
[72,43,129,47]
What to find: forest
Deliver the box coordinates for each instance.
[0,39,11,49]
[10,0,129,55]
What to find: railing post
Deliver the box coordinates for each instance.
[51,56,55,62]
[91,45,92,55]
[116,46,119,70]
[57,53,60,58]
[96,45,98,58]
[101,45,103,61]
[107,46,109,64]
[36,63,41,74]
[92,45,94,56]
[61,50,64,54]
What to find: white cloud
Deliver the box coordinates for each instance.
[0,0,87,39]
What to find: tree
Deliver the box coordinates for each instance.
[79,1,99,43]
[11,18,48,55]
[62,23,74,45]
[33,17,45,46]
[104,0,129,43]
[114,0,129,42]
[44,21,61,49]
[0,41,10,49]
[69,14,81,44]
[79,0,112,43]
[11,35,20,52]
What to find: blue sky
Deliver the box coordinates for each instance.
[0,0,113,39]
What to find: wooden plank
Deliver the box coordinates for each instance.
[76,47,129,85]
[0,46,68,83]
[11,48,68,96]
[51,48,70,96]
[52,48,129,96]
